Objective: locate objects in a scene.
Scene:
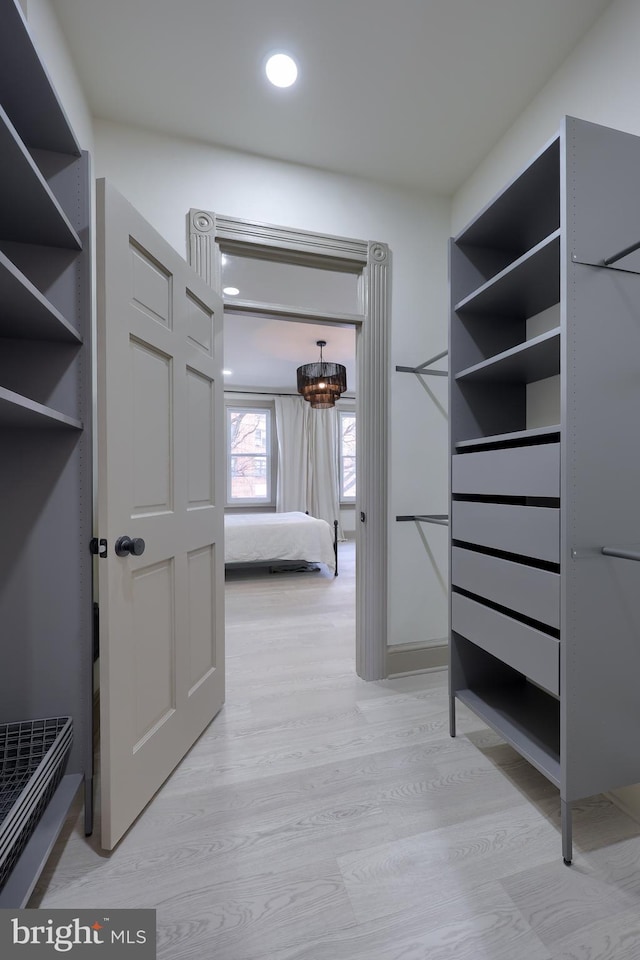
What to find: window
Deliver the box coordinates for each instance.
[339,410,356,502]
[226,403,275,505]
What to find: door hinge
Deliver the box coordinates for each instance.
[90,537,108,558]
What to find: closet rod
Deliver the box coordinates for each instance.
[396,348,448,376]
[396,514,449,526]
[603,239,640,265]
[601,545,640,562]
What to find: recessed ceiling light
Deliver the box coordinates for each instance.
[265,53,298,88]
[223,286,240,296]
[222,369,232,376]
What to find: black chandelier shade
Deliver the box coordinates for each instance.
[296,341,347,409]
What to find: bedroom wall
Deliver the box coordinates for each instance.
[451,0,640,818]
[92,119,451,653]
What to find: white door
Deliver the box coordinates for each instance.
[96,180,225,849]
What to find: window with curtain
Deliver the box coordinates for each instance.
[339,410,356,502]
[226,402,276,506]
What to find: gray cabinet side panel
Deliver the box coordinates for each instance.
[562,117,640,798]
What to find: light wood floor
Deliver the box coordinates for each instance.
[31,542,640,959]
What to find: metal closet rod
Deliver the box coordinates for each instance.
[396,348,448,376]
[601,545,640,562]
[396,514,449,526]
[603,239,640,266]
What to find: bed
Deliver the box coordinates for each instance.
[224,511,338,576]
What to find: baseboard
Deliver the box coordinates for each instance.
[386,641,448,677]
[606,786,640,826]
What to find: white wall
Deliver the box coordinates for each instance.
[452,0,640,234]
[93,120,451,649]
[452,0,640,818]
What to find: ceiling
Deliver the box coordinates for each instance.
[224,314,356,394]
[51,0,611,196]
[49,0,612,389]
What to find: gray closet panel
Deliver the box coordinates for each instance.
[452,547,559,628]
[451,593,559,696]
[449,115,640,861]
[0,0,92,905]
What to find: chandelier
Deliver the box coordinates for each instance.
[296,340,347,409]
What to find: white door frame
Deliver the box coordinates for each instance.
[187,210,389,680]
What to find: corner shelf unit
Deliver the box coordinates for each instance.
[449,116,640,863]
[0,0,92,906]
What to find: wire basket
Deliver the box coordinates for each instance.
[0,717,73,891]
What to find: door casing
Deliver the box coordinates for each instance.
[187,211,390,680]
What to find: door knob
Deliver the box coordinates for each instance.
[115,536,146,557]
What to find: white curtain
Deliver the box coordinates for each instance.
[275,395,344,538]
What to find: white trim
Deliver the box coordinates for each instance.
[224,399,276,508]
[188,210,390,680]
[386,642,448,678]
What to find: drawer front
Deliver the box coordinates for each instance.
[452,501,559,563]
[451,593,559,696]
[452,443,560,498]
[452,547,560,628]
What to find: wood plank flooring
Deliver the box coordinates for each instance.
[30,542,640,959]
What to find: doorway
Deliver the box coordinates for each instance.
[187,210,390,681]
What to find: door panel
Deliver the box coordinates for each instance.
[97,179,225,849]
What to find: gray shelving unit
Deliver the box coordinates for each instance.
[449,115,640,863]
[0,0,92,905]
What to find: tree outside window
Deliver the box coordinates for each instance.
[339,411,356,501]
[227,406,273,503]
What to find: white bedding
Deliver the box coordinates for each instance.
[224,511,336,571]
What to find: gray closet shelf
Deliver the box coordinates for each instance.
[455,684,561,784]
[454,230,560,318]
[0,106,82,249]
[0,251,81,342]
[455,424,561,450]
[0,0,80,156]
[457,136,560,254]
[455,328,560,384]
[0,388,83,430]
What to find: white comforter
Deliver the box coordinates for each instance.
[224,511,335,571]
